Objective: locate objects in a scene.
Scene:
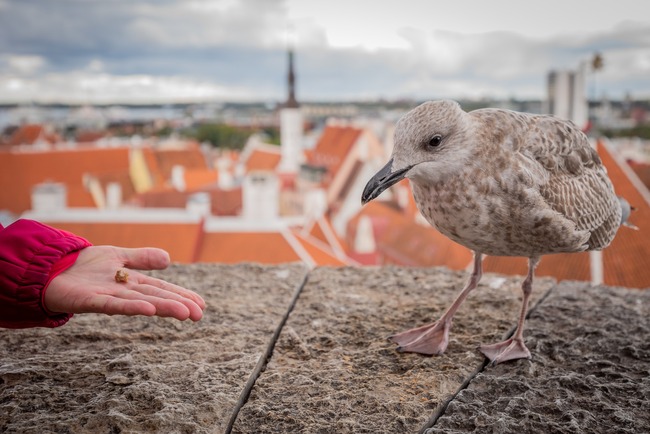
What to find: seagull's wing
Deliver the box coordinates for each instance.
[520,116,621,249]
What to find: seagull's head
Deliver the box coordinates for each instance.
[362,100,471,204]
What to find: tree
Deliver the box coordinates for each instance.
[591,52,604,101]
[591,52,604,72]
[193,123,251,150]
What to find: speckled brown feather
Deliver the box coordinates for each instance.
[474,108,621,250]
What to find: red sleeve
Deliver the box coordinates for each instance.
[42,250,81,316]
[0,219,92,328]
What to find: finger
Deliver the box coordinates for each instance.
[127,283,204,321]
[152,299,193,321]
[117,247,171,270]
[113,287,194,321]
[78,294,157,317]
[137,274,206,309]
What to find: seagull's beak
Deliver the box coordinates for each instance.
[361,158,412,205]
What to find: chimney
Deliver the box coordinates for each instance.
[31,182,67,212]
[303,188,327,218]
[216,157,234,189]
[171,165,186,192]
[354,215,376,254]
[186,192,211,216]
[106,182,122,209]
[350,215,380,265]
[243,171,279,219]
[589,250,604,285]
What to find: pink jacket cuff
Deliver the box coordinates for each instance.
[0,219,92,328]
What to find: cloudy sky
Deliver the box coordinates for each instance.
[0,0,649,104]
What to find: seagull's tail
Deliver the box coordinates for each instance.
[618,196,639,230]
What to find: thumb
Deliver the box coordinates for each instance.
[118,247,171,270]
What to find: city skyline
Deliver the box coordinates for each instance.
[0,0,649,104]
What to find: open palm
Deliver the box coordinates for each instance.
[44,246,205,321]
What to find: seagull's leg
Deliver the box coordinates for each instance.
[390,252,483,356]
[479,256,540,365]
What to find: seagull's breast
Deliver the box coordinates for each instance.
[410,167,593,257]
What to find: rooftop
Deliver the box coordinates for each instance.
[0,145,131,213]
[1,264,648,433]
[306,125,363,186]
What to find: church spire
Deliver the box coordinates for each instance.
[285,48,299,108]
[278,45,303,174]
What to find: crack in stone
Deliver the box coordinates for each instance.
[418,282,557,433]
[223,269,311,434]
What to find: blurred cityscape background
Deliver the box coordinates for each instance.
[1,0,649,287]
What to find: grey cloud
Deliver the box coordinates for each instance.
[0,0,288,58]
[388,23,650,98]
[0,1,648,102]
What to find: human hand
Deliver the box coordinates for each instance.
[45,246,206,322]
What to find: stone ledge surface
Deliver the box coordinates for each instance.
[0,265,647,434]
[231,266,552,433]
[0,264,307,434]
[427,281,650,434]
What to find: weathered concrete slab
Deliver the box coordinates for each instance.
[0,263,307,434]
[232,266,553,433]
[428,281,650,434]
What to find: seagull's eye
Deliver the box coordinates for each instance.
[428,135,442,148]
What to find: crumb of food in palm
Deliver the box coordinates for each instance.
[115,269,129,283]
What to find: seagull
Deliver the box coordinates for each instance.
[361,100,627,365]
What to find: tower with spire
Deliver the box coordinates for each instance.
[285,49,299,109]
[278,47,303,174]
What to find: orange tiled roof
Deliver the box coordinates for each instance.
[483,252,591,282]
[292,230,350,266]
[132,186,242,216]
[47,221,202,263]
[153,144,208,180]
[210,187,242,216]
[596,139,650,288]
[484,139,650,289]
[307,126,362,186]
[90,171,137,204]
[65,184,97,208]
[305,216,348,257]
[198,223,353,266]
[131,188,189,208]
[7,124,61,146]
[350,201,473,269]
[245,147,281,172]
[0,147,131,213]
[197,231,302,264]
[307,218,329,244]
[75,130,107,143]
[184,169,218,190]
[628,160,650,191]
